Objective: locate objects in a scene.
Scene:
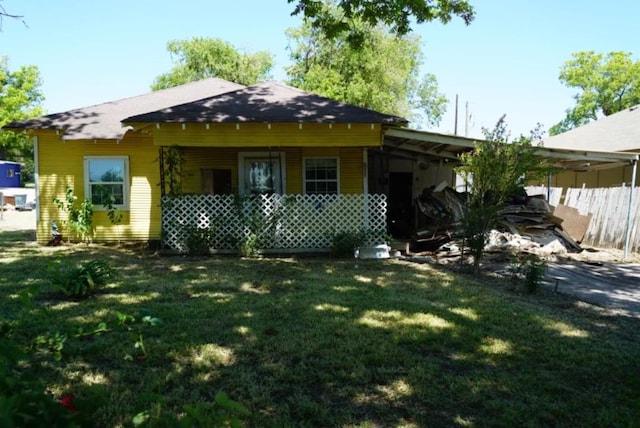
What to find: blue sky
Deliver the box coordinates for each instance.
[2,0,638,139]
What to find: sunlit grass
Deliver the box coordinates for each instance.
[1,240,639,426]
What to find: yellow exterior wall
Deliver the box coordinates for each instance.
[546,164,639,189]
[32,124,378,243]
[180,146,365,194]
[134,123,382,148]
[34,131,162,244]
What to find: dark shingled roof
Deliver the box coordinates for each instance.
[3,78,245,140]
[123,81,408,125]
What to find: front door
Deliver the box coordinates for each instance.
[239,152,286,195]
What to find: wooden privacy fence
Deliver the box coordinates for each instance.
[526,185,640,252]
[162,193,388,253]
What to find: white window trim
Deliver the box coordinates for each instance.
[83,155,130,210]
[238,151,287,195]
[303,156,340,195]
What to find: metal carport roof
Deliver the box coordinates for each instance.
[383,126,639,170]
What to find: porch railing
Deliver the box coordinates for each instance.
[162,193,387,253]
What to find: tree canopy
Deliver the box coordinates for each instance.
[288,0,474,47]
[151,37,274,90]
[0,57,44,183]
[285,17,447,126]
[550,51,640,135]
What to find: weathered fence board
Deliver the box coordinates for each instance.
[527,185,640,252]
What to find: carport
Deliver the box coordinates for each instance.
[378,126,639,258]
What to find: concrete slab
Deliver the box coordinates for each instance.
[544,262,640,318]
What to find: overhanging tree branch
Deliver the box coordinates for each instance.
[0,3,26,30]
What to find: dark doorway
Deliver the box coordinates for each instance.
[388,172,414,238]
[202,169,232,194]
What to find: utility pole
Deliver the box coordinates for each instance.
[465,101,469,137]
[454,94,459,135]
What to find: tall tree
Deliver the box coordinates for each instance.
[151,37,274,90]
[286,18,447,126]
[288,0,474,47]
[550,51,640,135]
[0,57,44,183]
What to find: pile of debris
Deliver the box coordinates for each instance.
[410,185,588,258]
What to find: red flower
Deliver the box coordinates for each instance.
[58,394,78,413]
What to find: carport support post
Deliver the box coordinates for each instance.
[624,159,638,260]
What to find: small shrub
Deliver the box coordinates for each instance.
[239,233,260,258]
[182,225,216,256]
[331,230,366,258]
[47,259,115,298]
[509,254,547,293]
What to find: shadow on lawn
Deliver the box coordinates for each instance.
[2,240,640,426]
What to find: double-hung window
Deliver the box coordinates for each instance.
[304,158,339,194]
[84,156,129,209]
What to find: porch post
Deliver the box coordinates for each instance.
[624,159,638,260]
[362,148,370,232]
[158,147,165,198]
[33,136,40,222]
[362,148,369,195]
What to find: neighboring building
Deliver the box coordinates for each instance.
[541,105,640,188]
[0,160,21,188]
[3,78,407,250]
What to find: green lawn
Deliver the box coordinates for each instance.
[1,234,639,427]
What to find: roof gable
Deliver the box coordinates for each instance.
[3,78,245,140]
[123,81,408,125]
[542,105,640,152]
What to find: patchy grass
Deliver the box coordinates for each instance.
[1,238,640,427]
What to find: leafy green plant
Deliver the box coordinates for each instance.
[239,232,260,258]
[113,310,161,361]
[0,339,83,426]
[132,391,249,427]
[0,310,97,427]
[162,145,183,197]
[47,259,115,298]
[331,230,366,258]
[53,185,94,242]
[508,254,548,294]
[103,193,123,226]
[34,330,67,361]
[181,224,216,256]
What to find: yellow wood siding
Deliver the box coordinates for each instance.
[546,165,639,189]
[284,148,302,194]
[141,123,382,148]
[181,147,240,193]
[35,132,161,243]
[339,147,364,193]
[179,146,364,195]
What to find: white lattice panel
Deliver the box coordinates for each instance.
[162,194,387,253]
